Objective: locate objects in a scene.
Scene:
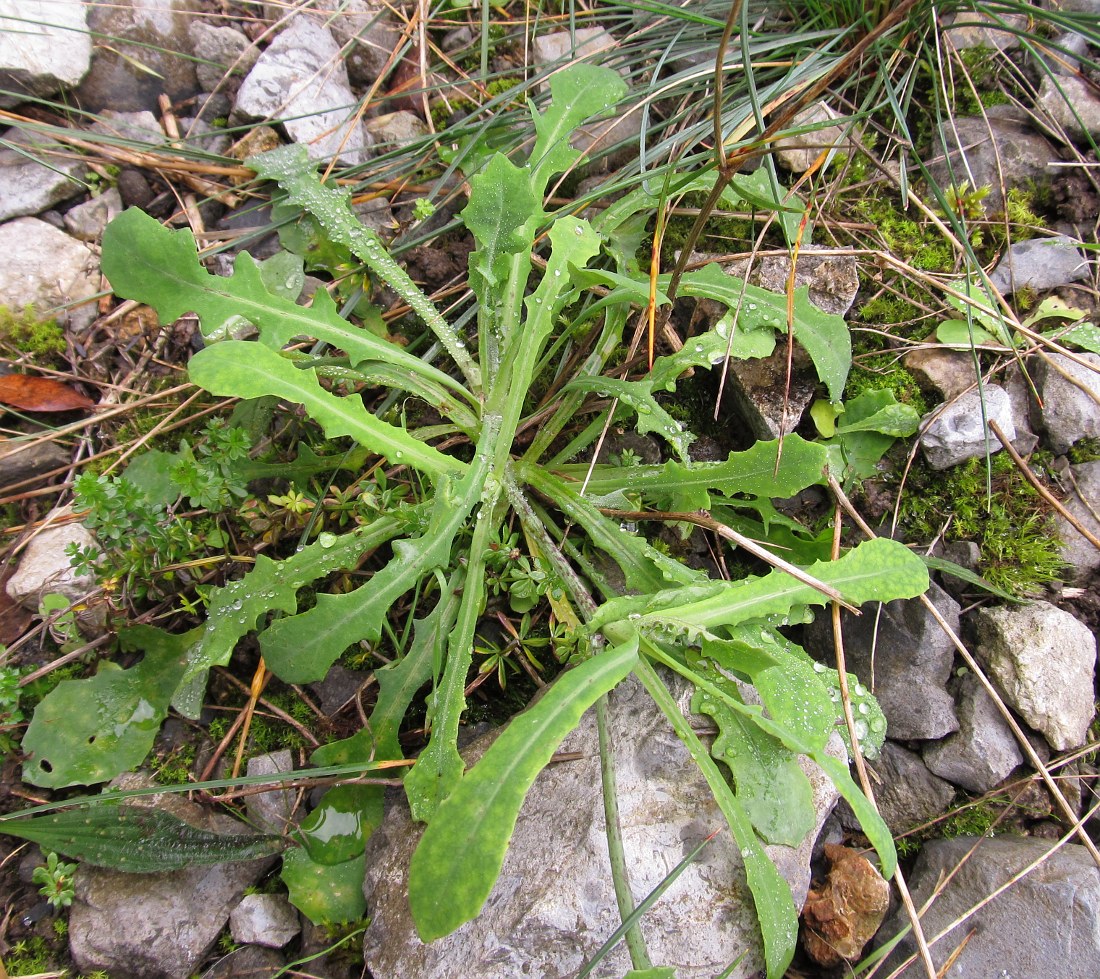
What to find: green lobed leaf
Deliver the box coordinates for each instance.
[563,375,695,462]
[22,626,192,788]
[281,846,366,924]
[170,517,404,717]
[188,341,463,479]
[690,663,814,847]
[565,436,830,512]
[296,783,383,866]
[678,265,850,401]
[592,537,929,643]
[101,208,468,399]
[408,637,639,941]
[261,456,490,683]
[0,803,284,870]
[529,65,628,194]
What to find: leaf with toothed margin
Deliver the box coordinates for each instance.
[562,374,695,463]
[188,341,464,479]
[101,208,467,401]
[261,456,490,684]
[529,65,627,193]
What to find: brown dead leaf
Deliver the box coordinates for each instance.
[0,374,95,412]
[802,844,890,967]
[0,566,32,645]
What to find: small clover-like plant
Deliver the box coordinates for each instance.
[6,65,930,976]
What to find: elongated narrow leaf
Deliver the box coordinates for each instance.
[248,144,480,389]
[0,803,284,870]
[408,638,639,941]
[170,517,404,717]
[563,375,695,462]
[188,341,463,478]
[261,457,490,683]
[591,537,928,642]
[561,436,830,512]
[22,626,192,788]
[101,208,468,399]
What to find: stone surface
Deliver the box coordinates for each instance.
[364,110,429,149]
[720,341,820,440]
[92,109,166,145]
[975,602,1096,751]
[70,775,278,979]
[1056,460,1100,582]
[244,750,296,834]
[1038,72,1100,143]
[200,945,285,979]
[722,246,860,317]
[78,0,201,112]
[362,674,843,979]
[988,234,1089,295]
[63,188,124,242]
[846,742,955,837]
[903,347,978,400]
[0,438,70,493]
[942,10,1028,50]
[5,510,97,609]
[801,844,889,967]
[774,102,855,173]
[922,671,1023,793]
[229,893,300,949]
[0,129,86,221]
[0,218,99,330]
[878,836,1100,977]
[0,0,91,107]
[804,582,961,742]
[1034,352,1100,454]
[282,0,401,88]
[189,21,257,92]
[236,19,371,164]
[919,385,1016,470]
[924,115,1057,213]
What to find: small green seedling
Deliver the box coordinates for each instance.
[32,852,77,910]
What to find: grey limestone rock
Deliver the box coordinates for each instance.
[988,234,1089,295]
[188,21,257,92]
[230,893,300,949]
[291,0,401,88]
[364,110,429,149]
[975,601,1096,751]
[1038,72,1100,142]
[804,582,961,742]
[922,671,1024,793]
[942,10,1029,50]
[69,776,278,979]
[773,102,856,174]
[362,674,844,979]
[236,19,372,165]
[0,130,85,221]
[63,188,123,242]
[244,750,297,835]
[199,945,285,979]
[924,115,1057,214]
[877,836,1100,978]
[0,439,70,493]
[77,0,201,112]
[919,386,1016,470]
[5,510,97,611]
[722,246,860,317]
[0,0,91,107]
[1055,460,1100,582]
[0,217,99,329]
[1034,352,1100,454]
[845,742,955,837]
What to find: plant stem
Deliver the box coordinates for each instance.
[596,693,652,972]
